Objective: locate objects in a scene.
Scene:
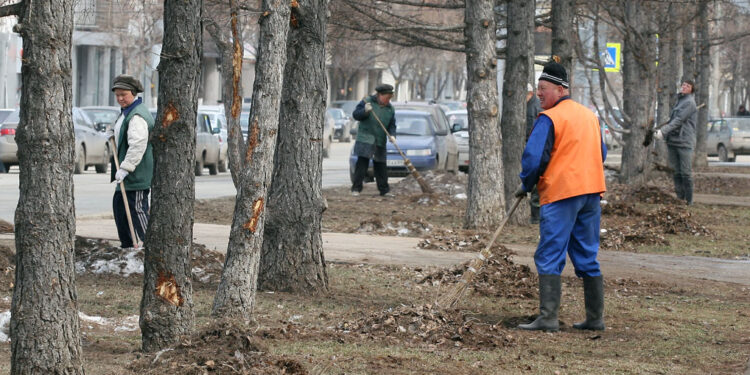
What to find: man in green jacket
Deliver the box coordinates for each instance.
[109,74,154,248]
[350,84,397,197]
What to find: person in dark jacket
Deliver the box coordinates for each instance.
[350,84,397,197]
[525,83,542,224]
[655,80,697,205]
[109,74,155,248]
[737,105,749,116]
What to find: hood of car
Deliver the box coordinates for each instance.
[386,135,434,150]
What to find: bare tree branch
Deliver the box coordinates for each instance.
[0,1,22,18]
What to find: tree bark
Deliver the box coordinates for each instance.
[693,0,711,168]
[682,20,696,82]
[501,0,532,223]
[618,2,657,184]
[259,0,328,293]
[205,0,245,186]
[551,0,575,85]
[10,1,85,373]
[655,4,680,166]
[464,0,505,229]
[212,0,291,319]
[140,0,203,353]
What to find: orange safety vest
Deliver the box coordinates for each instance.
[537,99,606,205]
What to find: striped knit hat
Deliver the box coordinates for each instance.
[539,61,569,88]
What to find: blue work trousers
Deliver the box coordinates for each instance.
[535,193,602,277]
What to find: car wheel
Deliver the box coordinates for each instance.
[344,126,352,142]
[74,144,86,174]
[218,155,228,173]
[208,161,218,175]
[95,145,110,173]
[718,145,728,162]
[195,155,204,176]
[323,140,330,158]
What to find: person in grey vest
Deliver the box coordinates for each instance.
[350,84,397,197]
[109,75,155,248]
[655,79,697,205]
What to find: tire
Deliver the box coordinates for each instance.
[323,139,331,158]
[95,145,110,173]
[718,145,728,162]
[208,162,218,175]
[195,156,204,176]
[74,145,86,174]
[218,155,228,173]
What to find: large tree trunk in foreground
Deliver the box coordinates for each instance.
[619,2,657,184]
[212,0,291,319]
[464,0,505,229]
[655,4,680,166]
[10,1,84,373]
[693,0,711,168]
[140,0,203,352]
[501,0,533,224]
[259,0,328,293]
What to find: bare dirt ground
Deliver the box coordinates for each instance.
[0,170,749,374]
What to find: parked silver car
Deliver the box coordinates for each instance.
[391,101,460,173]
[150,108,221,175]
[0,108,111,174]
[327,107,352,142]
[81,106,121,132]
[446,110,469,172]
[198,106,228,172]
[323,110,334,158]
[706,117,750,162]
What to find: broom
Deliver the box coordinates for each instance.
[643,103,705,147]
[437,195,525,308]
[369,109,434,194]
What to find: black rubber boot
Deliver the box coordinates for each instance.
[573,276,605,331]
[673,175,684,200]
[518,274,560,332]
[682,175,693,205]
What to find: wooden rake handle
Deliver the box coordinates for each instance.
[109,138,140,249]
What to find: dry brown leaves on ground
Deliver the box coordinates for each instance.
[391,170,467,196]
[337,304,516,350]
[127,322,308,375]
[416,245,537,299]
[0,244,14,292]
[0,220,12,234]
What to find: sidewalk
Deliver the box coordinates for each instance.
[74,217,475,268]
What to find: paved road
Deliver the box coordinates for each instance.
[0,141,355,222]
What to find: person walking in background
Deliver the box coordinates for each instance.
[525,82,542,224]
[350,84,397,197]
[737,105,749,116]
[515,60,607,332]
[654,80,697,205]
[109,74,155,248]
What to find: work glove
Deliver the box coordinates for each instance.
[114,169,129,184]
[654,130,663,140]
[364,102,373,113]
[105,128,115,140]
[388,135,396,144]
[514,183,528,198]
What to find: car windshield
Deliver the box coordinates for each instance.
[332,101,358,116]
[0,110,14,123]
[240,112,249,131]
[2,110,19,124]
[328,109,345,119]
[395,114,432,136]
[448,113,468,130]
[85,109,120,125]
[731,118,750,132]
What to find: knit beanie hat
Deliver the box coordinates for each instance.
[539,60,569,88]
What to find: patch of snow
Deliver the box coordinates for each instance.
[0,310,10,342]
[78,312,139,332]
[454,193,467,200]
[397,228,410,235]
[90,249,143,277]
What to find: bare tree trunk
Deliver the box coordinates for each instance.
[551,0,574,84]
[464,0,505,229]
[212,0,291,320]
[205,0,245,186]
[140,0,202,352]
[655,5,680,165]
[10,1,85,373]
[682,20,696,82]
[259,0,328,293]
[501,0,532,223]
[693,0,711,168]
[619,2,657,184]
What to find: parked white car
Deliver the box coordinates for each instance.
[446,110,469,172]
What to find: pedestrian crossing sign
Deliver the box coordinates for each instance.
[603,43,620,72]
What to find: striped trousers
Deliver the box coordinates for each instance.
[113,189,150,248]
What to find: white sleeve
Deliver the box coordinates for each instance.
[120,115,149,172]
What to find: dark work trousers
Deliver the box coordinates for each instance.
[351,156,390,195]
[113,189,150,248]
[529,185,540,224]
[667,146,693,204]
